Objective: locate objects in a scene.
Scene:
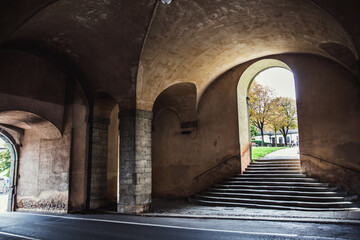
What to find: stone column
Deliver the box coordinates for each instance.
[118,109,152,213]
[89,116,110,209]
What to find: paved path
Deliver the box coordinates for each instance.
[0,211,359,240]
[262,147,300,159]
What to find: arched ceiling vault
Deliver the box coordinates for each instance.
[0,0,157,108]
[1,0,359,112]
[137,0,357,111]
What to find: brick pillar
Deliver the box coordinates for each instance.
[89,116,110,209]
[118,109,152,213]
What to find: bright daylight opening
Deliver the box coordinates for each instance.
[0,137,10,211]
[248,67,299,161]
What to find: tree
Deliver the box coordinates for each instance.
[277,97,297,146]
[248,82,273,146]
[250,124,257,140]
[268,97,283,147]
[0,146,11,178]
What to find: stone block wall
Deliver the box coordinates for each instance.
[89,117,110,209]
[118,109,152,213]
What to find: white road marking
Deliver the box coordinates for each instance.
[14,212,298,237]
[0,231,41,240]
[6,212,346,239]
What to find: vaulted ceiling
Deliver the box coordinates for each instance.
[0,0,359,110]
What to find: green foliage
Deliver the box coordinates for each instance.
[250,125,258,139]
[0,146,11,178]
[252,147,286,161]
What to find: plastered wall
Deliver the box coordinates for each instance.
[152,54,360,198]
[152,68,245,198]
[17,129,71,212]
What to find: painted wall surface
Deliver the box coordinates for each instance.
[285,55,360,195]
[16,128,71,212]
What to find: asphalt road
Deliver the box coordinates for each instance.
[0,211,359,240]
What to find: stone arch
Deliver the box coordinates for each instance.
[0,110,62,139]
[0,128,18,211]
[152,82,197,124]
[0,110,71,212]
[237,59,293,172]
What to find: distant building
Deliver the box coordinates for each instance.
[253,129,299,146]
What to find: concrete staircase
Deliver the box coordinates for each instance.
[189,158,360,211]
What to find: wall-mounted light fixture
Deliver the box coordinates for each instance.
[160,0,172,4]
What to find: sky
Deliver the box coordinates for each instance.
[253,67,296,100]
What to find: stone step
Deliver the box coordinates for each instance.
[201,191,347,202]
[219,181,328,187]
[189,198,360,211]
[229,176,315,181]
[246,166,301,170]
[251,161,300,165]
[193,194,354,208]
[254,160,300,164]
[208,187,347,197]
[243,170,304,174]
[189,157,359,211]
[252,162,301,166]
[214,184,336,191]
[256,158,300,162]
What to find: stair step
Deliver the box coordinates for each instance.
[189,198,359,211]
[251,160,300,165]
[194,194,354,208]
[189,157,359,211]
[208,188,346,197]
[246,167,301,170]
[201,191,346,202]
[251,163,300,166]
[228,177,316,181]
[249,165,301,169]
[219,181,328,187]
[214,184,336,191]
[344,195,359,201]
[244,171,304,174]
[256,158,300,162]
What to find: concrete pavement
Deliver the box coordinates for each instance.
[261,147,300,159]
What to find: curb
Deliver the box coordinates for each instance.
[139,213,360,225]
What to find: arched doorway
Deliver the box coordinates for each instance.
[0,129,18,211]
[248,67,299,160]
[237,59,296,172]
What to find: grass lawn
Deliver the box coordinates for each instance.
[252,147,286,160]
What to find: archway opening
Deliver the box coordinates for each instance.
[0,110,67,212]
[237,59,299,173]
[248,67,299,161]
[0,132,17,212]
